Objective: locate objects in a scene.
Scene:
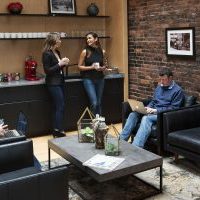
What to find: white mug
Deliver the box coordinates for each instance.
[17,32,22,38]
[27,32,33,38]
[22,33,27,38]
[4,32,11,38]
[37,32,42,38]
[0,33,4,38]
[94,62,100,68]
[32,32,37,38]
[11,33,17,38]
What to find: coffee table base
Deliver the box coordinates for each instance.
[68,165,160,200]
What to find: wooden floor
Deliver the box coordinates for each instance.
[32,123,122,162]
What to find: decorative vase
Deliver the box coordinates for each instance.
[9,8,22,14]
[7,2,23,15]
[87,3,99,16]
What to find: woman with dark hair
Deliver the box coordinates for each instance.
[42,32,70,137]
[78,32,108,115]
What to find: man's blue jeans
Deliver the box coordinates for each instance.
[47,85,65,132]
[83,78,104,115]
[120,112,157,148]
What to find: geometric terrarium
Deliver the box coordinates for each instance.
[104,124,120,156]
[77,107,95,143]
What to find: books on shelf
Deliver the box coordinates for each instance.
[83,154,125,171]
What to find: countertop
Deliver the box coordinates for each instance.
[0,73,124,88]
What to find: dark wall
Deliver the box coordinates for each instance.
[128,0,200,101]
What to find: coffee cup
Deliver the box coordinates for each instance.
[94,62,100,68]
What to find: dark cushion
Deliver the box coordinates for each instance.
[0,167,40,182]
[183,95,197,107]
[168,127,200,154]
[0,140,34,174]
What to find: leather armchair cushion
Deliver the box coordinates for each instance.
[183,95,197,107]
[0,140,34,174]
[0,166,40,182]
[168,127,200,154]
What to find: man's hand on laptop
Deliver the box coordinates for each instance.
[146,107,157,114]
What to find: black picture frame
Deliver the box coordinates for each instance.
[49,0,76,15]
[165,27,195,57]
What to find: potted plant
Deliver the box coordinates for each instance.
[7,2,23,14]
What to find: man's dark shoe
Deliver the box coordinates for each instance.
[53,130,65,138]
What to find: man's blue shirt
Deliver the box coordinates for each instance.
[147,81,184,112]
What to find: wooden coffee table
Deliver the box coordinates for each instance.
[48,135,163,196]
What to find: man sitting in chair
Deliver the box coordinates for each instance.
[120,68,184,148]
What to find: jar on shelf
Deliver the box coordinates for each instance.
[13,73,20,81]
[2,73,8,82]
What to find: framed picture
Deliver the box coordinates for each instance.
[165,27,195,57]
[49,0,76,15]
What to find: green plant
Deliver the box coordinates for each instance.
[82,126,94,137]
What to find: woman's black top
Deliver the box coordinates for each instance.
[42,50,65,86]
[81,46,104,79]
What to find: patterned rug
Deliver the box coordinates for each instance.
[41,158,160,200]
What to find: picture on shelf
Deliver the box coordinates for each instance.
[165,27,195,57]
[49,0,76,15]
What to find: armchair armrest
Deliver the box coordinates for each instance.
[0,135,26,145]
[0,140,34,174]
[0,166,68,200]
[162,104,200,151]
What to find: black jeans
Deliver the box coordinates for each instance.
[47,85,65,131]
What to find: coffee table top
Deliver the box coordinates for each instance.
[48,135,162,182]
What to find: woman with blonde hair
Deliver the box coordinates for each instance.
[42,32,70,137]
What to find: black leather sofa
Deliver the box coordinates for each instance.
[162,104,200,162]
[122,95,197,155]
[0,139,68,200]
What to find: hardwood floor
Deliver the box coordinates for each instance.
[32,123,122,162]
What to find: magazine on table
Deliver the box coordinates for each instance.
[83,154,125,171]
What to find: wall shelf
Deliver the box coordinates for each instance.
[0,13,110,18]
[0,36,110,40]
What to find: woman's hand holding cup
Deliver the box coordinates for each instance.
[59,57,70,67]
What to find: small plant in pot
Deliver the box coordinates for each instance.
[7,2,23,14]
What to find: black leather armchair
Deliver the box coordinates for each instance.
[0,140,68,200]
[122,95,197,155]
[162,104,200,162]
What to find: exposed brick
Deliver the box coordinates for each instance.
[128,0,200,100]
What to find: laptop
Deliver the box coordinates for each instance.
[127,99,147,115]
[3,129,21,138]
[0,111,27,139]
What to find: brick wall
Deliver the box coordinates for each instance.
[128,0,200,101]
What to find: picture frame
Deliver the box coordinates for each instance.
[49,0,76,15]
[165,27,195,57]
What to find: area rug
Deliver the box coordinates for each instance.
[41,158,160,200]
